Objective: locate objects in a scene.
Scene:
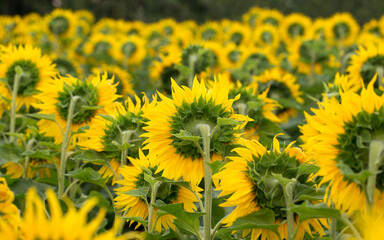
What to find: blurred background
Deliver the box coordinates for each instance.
[1,0,384,24]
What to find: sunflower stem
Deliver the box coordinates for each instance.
[211,215,228,239]
[283,181,295,240]
[366,140,384,208]
[188,54,197,89]
[148,181,161,234]
[377,67,384,88]
[330,202,338,240]
[9,66,23,144]
[198,123,212,240]
[58,96,80,199]
[340,214,362,240]
[120,130,135,167]
[23,139,36,178]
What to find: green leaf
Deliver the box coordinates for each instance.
[10,178,52,200]
[173,219,198,235]
[217,117,239,126]
[22,149,56,161]
[66,168,107,186]
[125,187,149,201]
[144,229,179,240]
[219,208,279,235]
[144,173,157,186]
[290,202,341,222]
[337,161,372,185]
[297,164,320,177]
[27,113,56,121]
[272,173,296,188]
[123,216,147,227]
[111,141,133,151]
[71,150,107,165]
[172,130,201,142]
[81,105,104,111]
[152,200,204,233]
[208,160,226,175]
[294,183,325,202]
[99,114,118,124]
[0,143,23,164]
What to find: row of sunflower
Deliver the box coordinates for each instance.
[0,6,384,240]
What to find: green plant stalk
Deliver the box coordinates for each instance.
[58,96,80,199]
[366,140,384,208]
[309,49,316,86]
[330,202,337,240]
[23,139,36,178]
[188,54,197,89]
[121,130,134,167]
[9,66,23,144]
[148,181,161,234]
[283,181,295,240]
[340,214,362,240]
[198,124,212,240]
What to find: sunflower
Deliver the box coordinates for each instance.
[232,47,278,85]
[313,18,327,40]
[220,43,247,70]
[83,32,118,65]
[253,68,304,123]
[92,65,134,97]
[229,81,281,142]
[150,44,182,93]
[114,150,200,232]
[280,13,312,45]
[224,22,252,46]
[256,9,284,27]
[49,52,82,78]
[0,177,21,232]
[181,44,218,75]
[45,8,77,39]
[350,208,384,240]
[142,75,249,188]
[2,129,58,179]
[300,78,384,214]
[322,73,360,101]
[198,21,223,42]
[213,136,328,240]
[241,7,263,28]
[324,13,360,47]
[362,19,381,37]
[253,24,281,51]
[114,34,146,66]
[0,187,121,240]
[0,44,57,110]
[79,94,156,183]
[288,39,331,75]
[347,41,384,89]
[34,72,120,144]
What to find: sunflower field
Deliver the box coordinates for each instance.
[1,7,384,240]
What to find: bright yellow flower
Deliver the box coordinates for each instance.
[347,41,384,89]
[280,13,312,45]
[114,150,200,232]
[213,137,328,240]
[0,188,121,240]
[0,44,57,110]
[300,78,384,214]
[34,72,120,144]
[142,75,249,188]
[324,13,360,47]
